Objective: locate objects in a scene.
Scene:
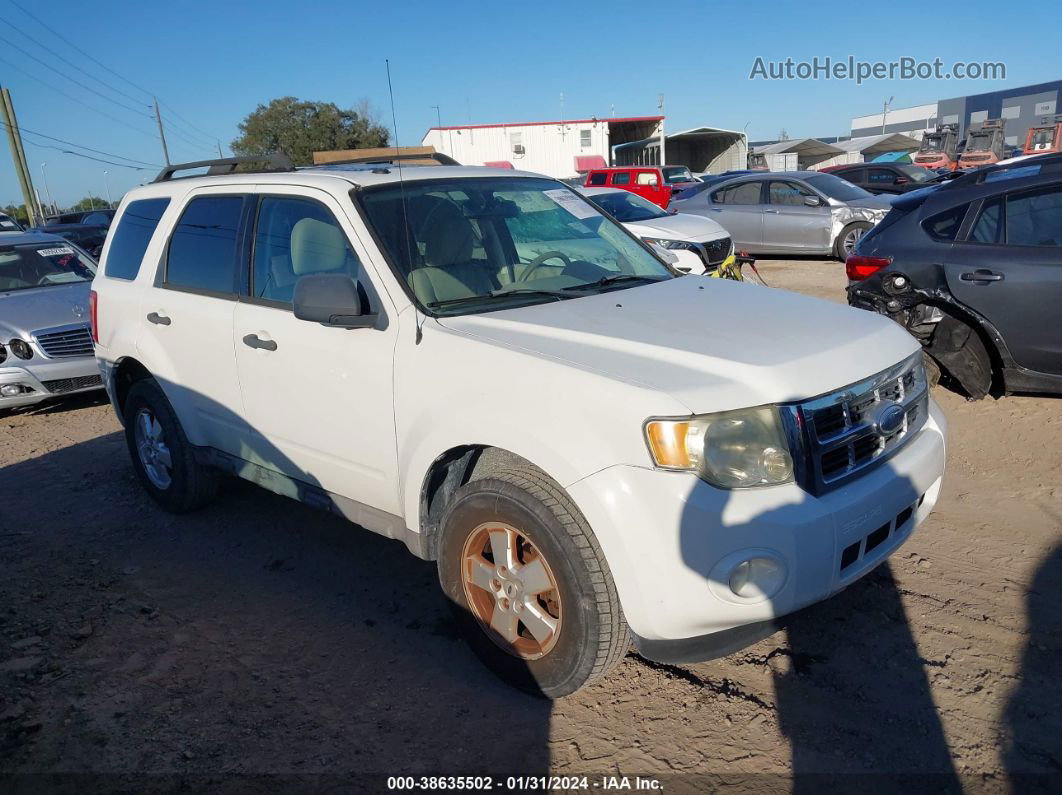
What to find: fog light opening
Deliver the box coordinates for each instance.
[1,383,30,397]
[728,556,786,600]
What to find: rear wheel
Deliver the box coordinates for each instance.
[834,221,872,260]
[123,379,219,512]
[437,467,629,698]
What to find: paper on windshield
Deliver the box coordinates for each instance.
[37,247,75,257]
[544,189,600,220]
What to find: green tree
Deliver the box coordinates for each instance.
[72,196,109,211]
[230,97,389,166]
[2,203,29,225]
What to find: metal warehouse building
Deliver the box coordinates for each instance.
[851,79,1062,150]
[420,117,748,177]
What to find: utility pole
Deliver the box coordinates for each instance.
[658,93,666,166]
[153,96,170,166]
[216,140,223,158]
[103,170,112,207]
[40,162,55,215]
[1,87,42,224]
[882,96,894,135]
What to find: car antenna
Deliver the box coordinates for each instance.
[385,59,423,345]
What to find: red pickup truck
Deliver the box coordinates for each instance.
[583,166,697,209]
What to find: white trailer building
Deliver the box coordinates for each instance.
[421,116,664,178]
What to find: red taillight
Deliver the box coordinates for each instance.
[89,289,99,343]
[845,255,891,281]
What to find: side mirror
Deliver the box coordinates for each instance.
[293,274,377,329]
[803,195,822,207]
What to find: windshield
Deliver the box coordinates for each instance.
[1029,128,1054,147]
[662,166,694,184]
[804,173,873,201]
[0,242,96,292]
[966,132,993,152]
[586,190,668,222]
[0,215,21,231]
[898,165,933,182]
[359,177,672,315]
[920,135,944,153]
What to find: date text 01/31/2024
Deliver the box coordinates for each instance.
[386,775,663,791]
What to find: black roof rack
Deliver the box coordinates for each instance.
[311,151,460,167]
[152,154,295,183]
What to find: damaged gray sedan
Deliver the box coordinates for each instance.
[0,231,103,412]
[670,171,893,259]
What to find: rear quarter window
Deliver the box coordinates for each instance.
[103,198,170,280]
[922,203,970,241]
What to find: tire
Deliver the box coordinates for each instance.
[437,467,630,698]
[122,379,219,512]
[834,221,872,260]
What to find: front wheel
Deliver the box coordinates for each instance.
[437,467,630,698]
[834,221,872,260]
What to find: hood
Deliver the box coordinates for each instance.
[623,212,729,243]
[438,276,919,414]
[0,282,92,340]
[842,194,894,212]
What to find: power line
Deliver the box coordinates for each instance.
[160,102,222,144]
[0,120,159,167]
[0,54,160,141]
[20,139,153,170]
[7,0,153,100]
[0,32,154,120]
[0,17,149,110]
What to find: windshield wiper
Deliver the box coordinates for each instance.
[562,273,666,292]
[427,287,574,310]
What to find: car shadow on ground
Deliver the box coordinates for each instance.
[0,429,550,785]
[1,391,110,419]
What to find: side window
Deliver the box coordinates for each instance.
[252,197,362,304]
[587,172,607,186]
[579,129,592,148]
[837,168,863,183]
[712,182,762,205]
[923,203,969,241]
[165,196,243,294]
[1007,186,1062,246]
[611,172,631,185]
[636,172,659,186]
[82,212,111,227]
[104,198,170,280]
[768,181,813,206]
[867,168,896,184]
[969,197,1004,244]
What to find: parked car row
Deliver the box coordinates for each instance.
[846,153,1062,399]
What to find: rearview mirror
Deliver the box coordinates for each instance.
[803,195,822,207]
[293,274,377,329]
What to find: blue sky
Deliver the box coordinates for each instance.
[0,0,1054,209]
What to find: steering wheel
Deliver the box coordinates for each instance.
[519,250,572,282]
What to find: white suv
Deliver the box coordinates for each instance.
[91,156,947,697]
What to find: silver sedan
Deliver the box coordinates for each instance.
[670,171,894,259]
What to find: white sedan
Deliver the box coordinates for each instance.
[579,187,733,275]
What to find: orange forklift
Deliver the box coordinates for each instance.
[912,123,959,170]
[958,119,1006,169]
[1022,115,1062,155]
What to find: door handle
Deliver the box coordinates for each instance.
[242,333,277,352]
[765,209,780,214]
[146,312,170,326]
[960,269,1004,283]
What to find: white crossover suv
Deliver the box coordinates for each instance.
[91,155,947,697]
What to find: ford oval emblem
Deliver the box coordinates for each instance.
[875,402,905,436]
[71,304,86,318]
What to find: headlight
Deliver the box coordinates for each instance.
[9,339,32,360]
[641,237,689,250]
[645,406,794,488]
[645,242,679,265]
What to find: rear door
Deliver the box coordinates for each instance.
[231,186,402,513]
[837,167,867,190]
[136,189,250,452]
[763,180,830,252]
[703,179,765,250]
[944,183,1062,375]
[867,167,904,194]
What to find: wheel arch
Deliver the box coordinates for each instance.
[112,356,154,419]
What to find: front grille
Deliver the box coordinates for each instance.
[784,354,929,495]
[701,236,732,266]
[33,324,94,358]
[840,495,925,573]
[41,374,102,394]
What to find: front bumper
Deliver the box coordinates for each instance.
[0,356,104,409]
[567,399,946,657]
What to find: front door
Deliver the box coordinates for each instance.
[944,186,1062,375]
[764,180,831,252]
[232,187,402,514]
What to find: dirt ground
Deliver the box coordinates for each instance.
[1,259,1060,791]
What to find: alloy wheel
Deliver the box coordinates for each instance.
[134,408,173,490]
